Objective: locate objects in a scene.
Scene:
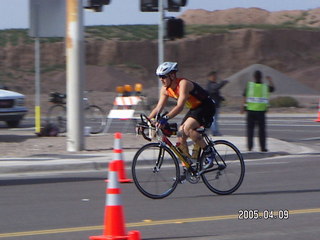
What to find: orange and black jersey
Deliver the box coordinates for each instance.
[166,78,212,109]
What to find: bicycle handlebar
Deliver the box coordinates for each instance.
[136,113,178,141]
[136,114,153,141]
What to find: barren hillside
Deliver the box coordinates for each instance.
[180,7,320,27]
[0,7,320,112]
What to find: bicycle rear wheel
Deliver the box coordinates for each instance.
[201,140,245,195]
[84,105,106,134]
[47,104,67,133]
[132,143,180,199]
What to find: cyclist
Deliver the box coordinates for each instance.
[148,62,216,169]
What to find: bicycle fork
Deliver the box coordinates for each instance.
[153,146,165,173]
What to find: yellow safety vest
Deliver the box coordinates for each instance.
[246,82,269,111]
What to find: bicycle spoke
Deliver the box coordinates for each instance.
[47,105,67,133]
[84,105,105,134]
[132,143,179,199]
[201,140,245,195]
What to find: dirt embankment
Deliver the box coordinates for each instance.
[180,7,320,27]
[0,8,320,112]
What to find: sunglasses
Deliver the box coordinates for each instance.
[158,75,168,79]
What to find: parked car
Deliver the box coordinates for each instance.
[0,88,28,127]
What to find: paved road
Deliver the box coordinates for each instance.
[0,154,319,240]
[220,114,319,140]
[0,113,319,240]
[104,114,320,150]
[16,113,320,138]
[0,113,319,174]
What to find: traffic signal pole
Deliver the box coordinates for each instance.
[141,0,186,95]
[158,0,165,94]
[66,0,85,151]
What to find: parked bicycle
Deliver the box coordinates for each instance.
[47,91,106,134]
[132,113,245,199]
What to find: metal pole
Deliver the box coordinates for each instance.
[34,37,41,134]
[66,0,85,151]
[33,2,41,134]
[158,0,165,94]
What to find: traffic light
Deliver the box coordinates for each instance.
[140,0,187,12]
[84,0,110,12]
[140,0,158,12]
[165,17,184,40]
[167,0,187,12]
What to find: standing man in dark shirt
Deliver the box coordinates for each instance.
[241,70,275,152]
[206,71,229,136]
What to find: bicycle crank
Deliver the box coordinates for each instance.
[186,170,200,184]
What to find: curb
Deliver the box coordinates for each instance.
[0,137,317,175]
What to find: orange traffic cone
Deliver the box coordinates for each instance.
[89,161,141,240]
[314,98,320,122]
[112,132,132,183]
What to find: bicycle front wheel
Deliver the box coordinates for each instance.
[132,143,180,199]
[47,104,67,133]
[201,140,245,195]
[84,105,106,134]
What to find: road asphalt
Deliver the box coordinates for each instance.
[0,112,318,175]
[0,133,316,176]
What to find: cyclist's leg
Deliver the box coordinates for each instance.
[180,117,206,148]
[182,104,216,167]
[177,124,189,155]
[181,103,215,149]
[182,117,215,169]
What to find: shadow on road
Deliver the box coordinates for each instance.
[172,188,320,200]
[235,188,320,196]
[0,134,37,143]
[0,176,107,186]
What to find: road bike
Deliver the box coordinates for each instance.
[132,113,245,199]
[47,91,106,134]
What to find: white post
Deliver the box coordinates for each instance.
[66,0,85,151]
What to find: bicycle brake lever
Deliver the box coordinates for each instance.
[141,128,152,142]
[162,111,169,117]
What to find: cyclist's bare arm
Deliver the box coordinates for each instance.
[149,79,192,120]
[165,79,192,119]
[148,86,169,119]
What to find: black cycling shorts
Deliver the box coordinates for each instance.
[181,99,216,128]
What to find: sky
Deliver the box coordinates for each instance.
[0,0,320,30]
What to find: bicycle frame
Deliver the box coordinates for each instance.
[138,114,228,173]
[47,91,105,134]
[49,91,92,106]
[159,134,193,169]
[159,129,229,176]
[134,114,245,198]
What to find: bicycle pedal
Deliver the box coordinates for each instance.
[179,179,187,184]
[203,159,214,169]
[179,173,187,184]
[173,175,186,184]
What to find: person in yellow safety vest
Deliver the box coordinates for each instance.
[241,70,275,152]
